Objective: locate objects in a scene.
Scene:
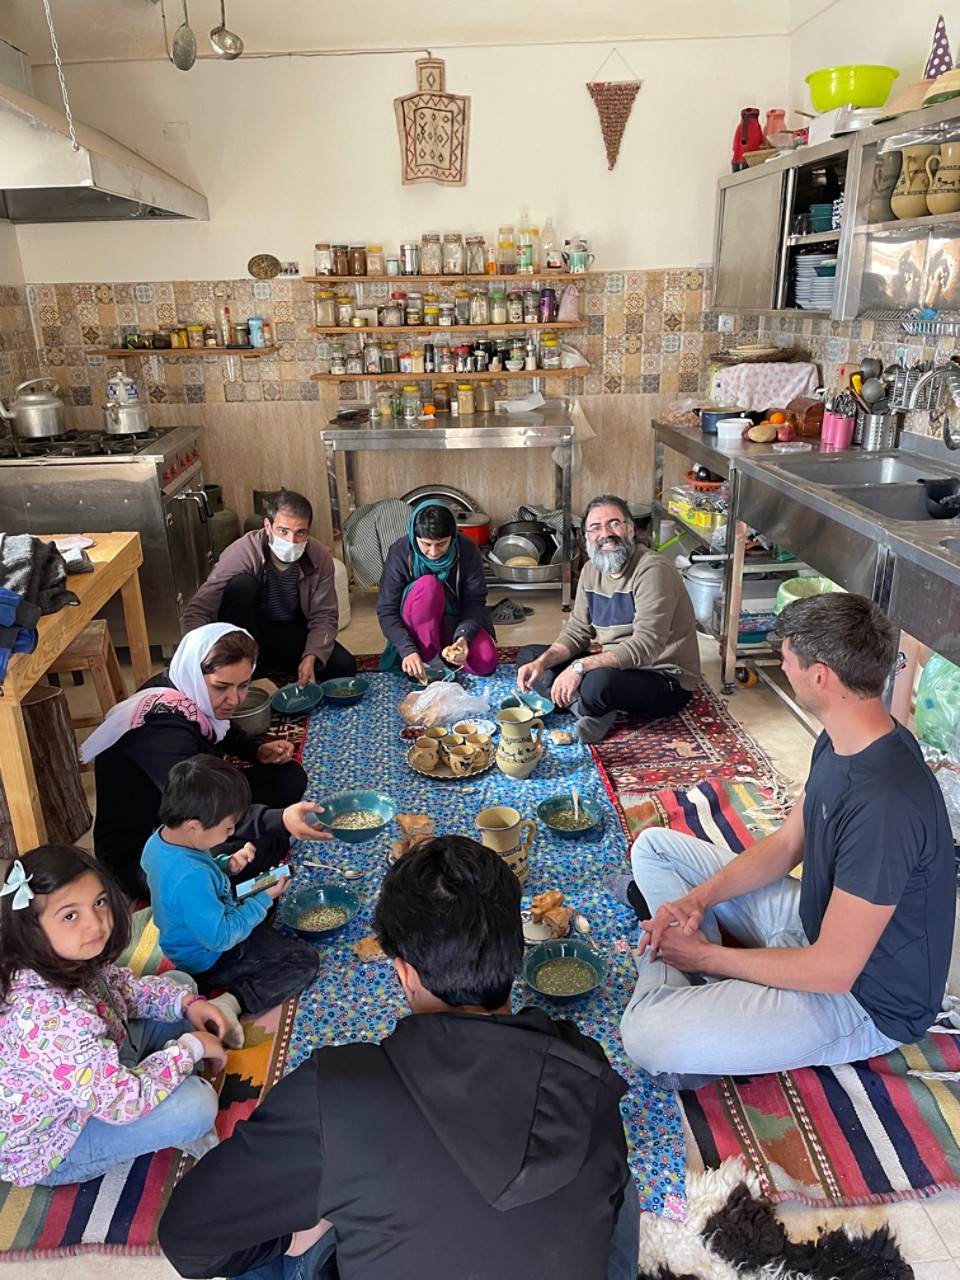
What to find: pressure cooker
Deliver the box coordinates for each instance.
[0,378,67,439]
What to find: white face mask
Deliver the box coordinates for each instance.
[270,534,306,563]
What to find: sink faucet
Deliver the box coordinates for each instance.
[908,364,960,449]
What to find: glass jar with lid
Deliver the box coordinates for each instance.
[381,342,400,374]
[507,291,524,323]
[367,244,385,275]
[382,294,405,327]
[349,245,367,276]
[465,234,486,275]
[316,340,331,374]
[329,341,347,376]
[439,302,455,327]
[523,290,539,324]
[336,295,355,326]
[314,244,334,275]
[331,245,349,276]
[346,348,364,376]
[376,390,394,419]
[420,233,442,276]
[457,383,475,415]
[439,346,456,373]
[364,341,382,374]
[433,382,451,413]
[490,292,508,325]
[402,385,422,420]
[454,290,471,325]
[423,295,440,326]
[476,380,495,412]
[469,289,490,325]
[314,289,336,327]
[540,333,561,368]
[399,347,415,375]
[442,233,465,275]
[405,292,423,326]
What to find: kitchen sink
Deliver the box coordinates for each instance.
[771,456,941,485]
[831,483,941,521]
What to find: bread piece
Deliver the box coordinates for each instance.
[442,644,464,665]
[530,889,565,922]
[549,729,574,745]
[397,813,434,838]
[354,935,387,964]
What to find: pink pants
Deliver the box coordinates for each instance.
[402,576,498,676]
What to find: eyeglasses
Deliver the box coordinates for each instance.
[585,518,627,536]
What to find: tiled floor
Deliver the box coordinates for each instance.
[43,591,960,1276]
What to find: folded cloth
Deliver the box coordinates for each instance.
[0,534,78,616]
[715,361,819,413]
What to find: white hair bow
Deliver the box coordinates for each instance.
[1,861,34,910]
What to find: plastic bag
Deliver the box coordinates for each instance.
[559,343,589,369]
[916,653,960,753]
[398,682,491,728]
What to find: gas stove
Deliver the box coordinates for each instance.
[0,426,203,490]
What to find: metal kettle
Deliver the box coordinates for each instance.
[103,401,151,435]
[0,378,67,439]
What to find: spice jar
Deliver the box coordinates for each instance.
[439,302,455,327]
[490,292,508,325]
[336,295,355,326]
[381,342,399,373]
[329,341,346,375]
[402,385,421,420]
[203,325,218,347]
[476,380,495,412]
[454,344,472,373]
[349,245,367,276]
[399,347,414,375]
[169,327,185,349]
[507,291,524,323]
[383,293,405,327]
[420,233,442,276]
[316,340,331,374]
[364,342,382,374]
[442,232,465,275]
[400,243,420,276]
[465,234,486,275]
[434,382,451,412]
[540,334,561,368]
[439,346,456,373]
[423,296,440,326]
[152,327,172,349]
[411,346,425,374]
[454,291,471,325]
[346,348,363,376]
[386,257,401,277]
[457,383,475,415]
[367,245,385,275]
[314,290,336,326]
[331,244,349,276]
[405,292,423,326]
[314,243,333,275]
[523,290,539,324]
[469,289,490,325]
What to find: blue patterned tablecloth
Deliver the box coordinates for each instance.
[284,666,686,1218]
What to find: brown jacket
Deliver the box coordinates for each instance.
[182,529,339,663]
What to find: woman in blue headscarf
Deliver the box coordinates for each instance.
[377,502,497,680]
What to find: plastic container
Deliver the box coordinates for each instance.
[683,563,724,625]
[715,416,752,442]
[774,575,843,615]
[805,65,899,113]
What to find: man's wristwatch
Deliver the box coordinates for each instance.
[572,660,586,676]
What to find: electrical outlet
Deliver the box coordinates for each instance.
[718,314,736,334]
[279,261,300,277]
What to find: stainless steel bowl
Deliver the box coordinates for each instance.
[489,555,563,583]
[493,535,540,564]
[230,686,272,736]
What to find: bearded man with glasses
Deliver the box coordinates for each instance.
[517,496,700,742]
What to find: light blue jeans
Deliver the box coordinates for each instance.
[234,1185,641,1280]
[38,979,219,1186]
[620,828,901,1078]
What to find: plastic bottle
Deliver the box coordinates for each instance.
[530,222,541,273]
[517,208,533,275]
[218,304,232,346]
[541,217,563,271]
[498,224,516,274]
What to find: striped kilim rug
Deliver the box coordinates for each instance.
[637,779,960,1209]
[0,911,296,1261]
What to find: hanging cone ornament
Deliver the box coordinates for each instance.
[587,80,642,170]
[925,14,953,79]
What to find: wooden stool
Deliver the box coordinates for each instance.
[47,619,127,730]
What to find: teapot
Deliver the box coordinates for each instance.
[0,378,67,440]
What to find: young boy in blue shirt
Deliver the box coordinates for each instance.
[142,757,319,1023]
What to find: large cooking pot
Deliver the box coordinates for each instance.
[230,686,272,737]
[456,512,491,545]
[696,406,747,434]
[0,378,67,439]
[103,402,151,435]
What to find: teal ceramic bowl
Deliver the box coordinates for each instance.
[407,660,454,684]
[536,794,604,839]
[321,676,369,707]
[279,883,359,941]
[500,691,555,716]
[317,789,396,844]
[272,682,325,715]
[522,937,608,1003]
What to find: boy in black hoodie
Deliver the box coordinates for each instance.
[159,836,638,1280]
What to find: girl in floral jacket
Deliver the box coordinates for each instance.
[0,845,229,1186]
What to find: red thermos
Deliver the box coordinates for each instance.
[732,107,764,171]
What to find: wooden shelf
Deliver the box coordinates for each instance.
[307,322,587,335]
[303,273,592,285]
[87,347,278,359]
[311,368,580,383]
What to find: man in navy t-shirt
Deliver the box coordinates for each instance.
[616,592,955,1086]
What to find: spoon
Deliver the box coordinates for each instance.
[210,0,244,59]
[571,786,580,823]
[171,0,197,70]
[305,860,364,881]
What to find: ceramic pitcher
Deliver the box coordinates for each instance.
[475,805,536,884]
[891,145,939,220]
[926,143,960,215]
[495,707,544,780]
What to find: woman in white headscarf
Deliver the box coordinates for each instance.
[83,623,325,900]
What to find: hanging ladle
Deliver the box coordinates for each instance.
[171,0,198,70]
[210,0,244,59]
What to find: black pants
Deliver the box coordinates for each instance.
[219,572,356,682]
[194,916,319,1017]
[213,758,308,884]
[517,644,693,720]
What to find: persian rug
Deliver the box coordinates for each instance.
[285,662,688,1220]
[0,911,295,1260]
[637,1156,913,1280]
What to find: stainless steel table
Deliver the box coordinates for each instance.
[320,415,575,610]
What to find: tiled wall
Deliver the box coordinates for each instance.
[24,269,756,407]
[0,285,39,404]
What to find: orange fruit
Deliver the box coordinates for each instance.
[769,411,786,424]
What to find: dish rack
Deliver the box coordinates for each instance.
[859,308,960,338]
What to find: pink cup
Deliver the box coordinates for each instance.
[820,411,854,452]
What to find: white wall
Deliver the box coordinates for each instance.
[15,36,788,281]
[0,223,24,286]
[788,0,950,113]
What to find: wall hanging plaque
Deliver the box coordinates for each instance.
[394,58,470,186]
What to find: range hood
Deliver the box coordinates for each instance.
[0,82,208,222]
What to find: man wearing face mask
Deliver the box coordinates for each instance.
[517,496,700,742]
[183,490,356,688]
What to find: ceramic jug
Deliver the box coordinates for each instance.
[891,145,939,220]
[926,143,960,215]
[475,805,536,884]
[495,707,544,780]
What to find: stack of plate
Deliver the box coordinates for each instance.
[794,252,836,310]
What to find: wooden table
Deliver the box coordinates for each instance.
[0,532,151,851]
